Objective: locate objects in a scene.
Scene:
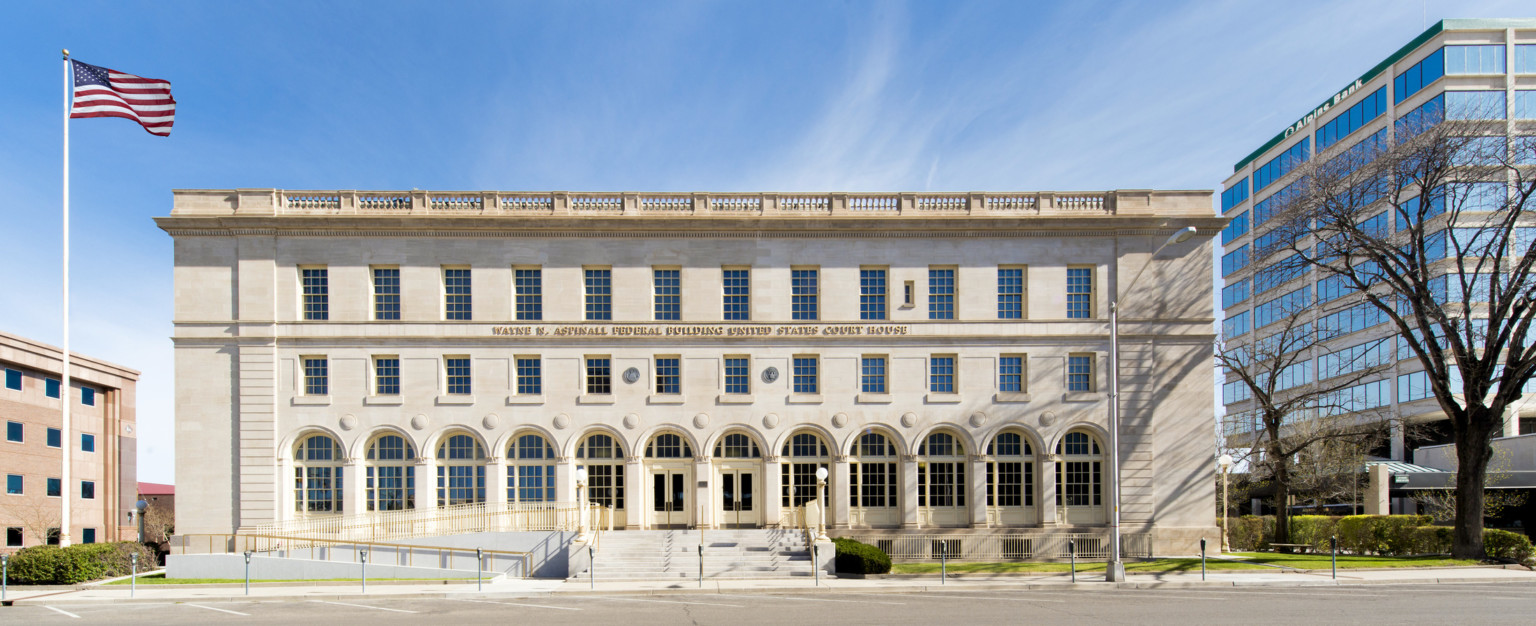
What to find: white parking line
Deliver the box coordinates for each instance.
[725,594,904,605]
[452,598,582,611]
[909,593,1066,603]
[185,603,252,616]
[596,596,744,608]
[311,600,418,614]
[44,606,81,619]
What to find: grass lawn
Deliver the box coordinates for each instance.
[104,573,472,585]
[890,553,1481,574]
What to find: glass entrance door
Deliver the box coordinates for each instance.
[650,469,690,528]
[720,469,759,528]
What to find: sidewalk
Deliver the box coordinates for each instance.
[3,565,1531,606]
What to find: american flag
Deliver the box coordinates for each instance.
[70,59,175,137]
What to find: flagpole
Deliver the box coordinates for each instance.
[60,48,72,548]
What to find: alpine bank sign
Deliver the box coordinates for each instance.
[1283,79,1365,139]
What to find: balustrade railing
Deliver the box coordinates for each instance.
[709,196,762,212]
[848,196,898,211]
[915,195,968,211]
[640,196,691,212]
[571,195,623,212]
[431,195,483,211]
[284,194,341,212]
[842,532,1152,561]
[779,195,831,213]
[359,195,410,211]
[500,195,554,212]
[1053,194,1107,211]
[985,195,1038,212]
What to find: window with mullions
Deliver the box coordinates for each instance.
[1519,45,1536,73]
[791,268,818,320]
[372,267,400,321]
[723,357,750,395]
[1254,286,1309,330]
[301,267,328,321]
[515,268,543,321]
[655,357,681,394]
[653,268,680,321]
[860,269,887,320]
[1254,138,1309,192]
[585,269,612,321]
[508,433,555,504]
[999,355,1024,393]
[715,432,761,458]
[645,432,693,458]
[1221,245,1250,277]
[302,357,328,396]
[792,356,818,394]
[1445,45,1505,75]
[374,357,400,396]
[516,357,542,395]
[1317,86,1387,151]
[850,431,897,509]
[1066,267,1093,319]
[1223,310,1251,339]
[1067,354,1094,392]
[1223,380,1252,405]
[1397,94,1445,138]
[294,434,344,513]
[365,434,416,512]
[1516,91,1536,120]
[929,355,955,393]
[577,434,624,510]
[780,432,829,507]
[1222,211,1249,245]
[861,356,887,394]
[444,268,472,320]
[987,431,1034,508]
[1221,178,1249,212]
[1055,432,1102,508]
[586,357,611,395]
[928,268,955,319]
[436,433,486,507]
[1222,279,1251,309]
[1394,47,1445,104]
[723,268,750,320]
[444,357,471,395]
[917,432,966,508]
[997,267,1024,319]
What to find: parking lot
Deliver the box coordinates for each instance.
[4,582,1536,624]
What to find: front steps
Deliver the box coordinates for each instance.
[570,529,817,581]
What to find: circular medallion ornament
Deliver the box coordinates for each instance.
[623,413,640,430]
[831,412,849,429]
[1039,412,1058,427]
[339,414,358,431]
[901,412,917,428]
[763,413,781,429]
[761,366,780,384]
[553,413,571,430]
[693,413,711,429]
[969,412,987,428]
[482,414,500,430]
[410,414,429,431]
[623,367,641,384]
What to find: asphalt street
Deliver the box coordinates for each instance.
[3,582,1534,625]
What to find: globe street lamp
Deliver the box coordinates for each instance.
[575,467,590,542]
[1106,226,1197,582]
[815,466,830,542]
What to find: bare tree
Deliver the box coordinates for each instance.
[142,501,175,547]
[11,501,61,546]
[1271,99,1536,558]
[1219,297,1392,547]
[1415,446,1528,525]
[1291,432,1383,514]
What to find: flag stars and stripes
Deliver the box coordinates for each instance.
[69,59,175,137]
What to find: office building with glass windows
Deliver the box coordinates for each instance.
[1219,19,1536,479]
[160,187,1220,554]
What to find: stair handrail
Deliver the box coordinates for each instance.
[174,532,532,578]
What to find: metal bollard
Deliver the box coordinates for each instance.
[243,551,253,595]
[698,544,704,588]
[1331,536,1338,580]
[359,548,368,593]
[477,548,484,592]
[589,545,594,590]
[1068,539,1076,583]
[813,545,820,586]
[939,541,946,585]
[1200,537,1207,581]
[3,554,8,601]
[130,552,138,598]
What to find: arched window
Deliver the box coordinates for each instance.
[294,434,344,514]
[850,431,897,510]
[508,433,555,504]
[576,433,625,509]
[645,432,693,458]
[917,432,965,509]
[1055,431,1103,514]
[365,434,416,511]
[986,431,1033,509]
[714,432,761,458]
[436,432,486,507]
[781,431,829,507]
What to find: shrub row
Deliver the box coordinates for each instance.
[4,542,156,585]
[832,537,892,575]
[1227,514,1529,559]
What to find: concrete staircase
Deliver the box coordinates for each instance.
[571,529,816,581]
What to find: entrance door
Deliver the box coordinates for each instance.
[650,469,690,528]
[720,469,760,528]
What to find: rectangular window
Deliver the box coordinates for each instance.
[1221,178,1249,212]
[1317,86,1387,151]
[82,528,96,544]
[904,281,915,307]
[5,475,20,495]
[444,267,472,320]
[1221,245,1250,278]
[929,355,956,393]
[1222,279,1251,309]
[861,356,887,394]
[859,268,887,320]
[80,387,95,406]
[372,267,401,320]
[81,480,95,500]
[5,421,20,443]
[6,527,20,547]
[514,268,543,321]
[46,428,61,448]
[585,269,612,321]
[1518,45,1536,74]
[1254,137,1309,192]
[653,268,681,321]
[793,356,819,394]
[1399,371,1433,403]
[81,433,95,453]
[1320,339,1392,380]
[791,268,818,320]
[1066,267,1093,319]
[1222,380,1251,405]
[1067,354,1094,392]
[1223,310,1250,339]
[1447,90,1507,120]
[999,355,1025,392]
[374,357,400,396]
[997,266,1025,319]
[46,478,61,498]
[1394,47,1445,104]
[301,267,329,320]
[45,378,60,399]
[585,357,611,395]
[722,268,750,320]
[1517,91,1536,120]
[724,357,750,394]
[444,357,472,395]
[655,357,681,395]
[516,357,542,395]
[1222,210,1249,245]
[928,268,955,319]
[1318,302,1388,337]
[1444,45,1505,75]
[3,369,19,390]
[302,357,328,396]
[1254,286,1310,330]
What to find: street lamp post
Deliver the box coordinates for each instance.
[814,466,830,542]
[1218,454,1233,553]
[575,467,589,542]
[1106,226,1196,583]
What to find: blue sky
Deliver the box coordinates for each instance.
[2,0,1530,483]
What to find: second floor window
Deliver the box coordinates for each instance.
[723,357,750,394]
[655,357,681,394]
[445,357,471,395]
[928,268,955,319]
[1067,354,1094,392]
[723,268,750,320]
[373,268,400,320]
[860,269,887,320]
[654,269,680,321]
[793,356,819,394]
[930,356,955,393]
[791,268,818,320]
[444,268,472,320]
[374,357,400,395]
[999,355,1024,392]
[998,267,1024,319]
[1066,267,1093,319]
[303,357,328,396]
[515,269,543,321]
[516,357,542,395]
[586,357,611,395]
[586,269,612,321]
[861,356,887,394]
[301,267,328,320]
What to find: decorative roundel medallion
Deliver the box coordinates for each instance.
[761,366,780,383]
[831,412,849,429]
[623,413,640,430]
[410,414,429,431]
[693,413,711,429]
[1039,411,1058,427]
[763,413,781,429]
[622,367,641,384]
[338,414,358,431]
[553,413,571,430]
[968,412,987,428]
[482,413,500,430]
[900,412,917,428]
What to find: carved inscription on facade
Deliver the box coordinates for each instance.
[490,324,911,338]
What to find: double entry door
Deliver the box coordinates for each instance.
[719,468,760,528]
[649,468,691,528]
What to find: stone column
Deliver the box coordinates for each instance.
[901,455,919,529]
[625,455,643,529]
[968,454,988,528]
[557,457,575,503]
[1039,454,1059,526]
[276,455,294,523]
[344,456,366,518]
[695,456,712,529]
[415,457,436,509]
[832,455,851,529]
[487,457,507,531]
[763,455,782,528]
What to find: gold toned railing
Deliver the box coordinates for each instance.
[841,532,1153,562]
[173,533,531,577]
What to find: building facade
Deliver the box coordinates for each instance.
[160,188,1220,552]
[1,331,139,552]
[1219,20,1536,469]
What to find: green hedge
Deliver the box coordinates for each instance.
[5,542,156,585]
[832,537,891,575]
[1410,526,1453,555]
[1228,515,1273,552]
[1228,515,1454,556]
[1484,529,1534,563]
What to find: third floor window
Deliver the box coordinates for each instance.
[928,268,955,320]
[998,267,1024,319]
[372,267,400,320]
[654,269,680,321]
[301,267,328,320]
[586,269,612,321]
[444,268,472,320]
[860,268,887,320]
[1066,267,1093,319]
[515,268,542,321]
[723,268,750,321]
[791,268,818,320]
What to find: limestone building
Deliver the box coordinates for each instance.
[159,189,1220,553]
